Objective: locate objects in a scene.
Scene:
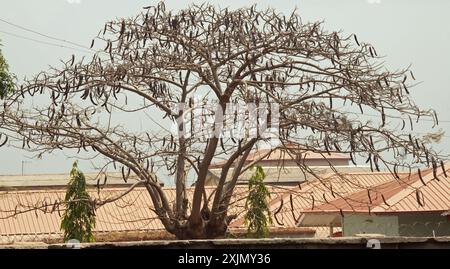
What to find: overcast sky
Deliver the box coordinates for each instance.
[0,0,449,176]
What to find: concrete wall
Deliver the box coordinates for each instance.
[398,214,450,237]
[343,213,450,237]
[4,237,448,249]
[343,214,399,236]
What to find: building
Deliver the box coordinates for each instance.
[0,178,315,244]
[0,172,144,190]
[1,164,448,244]
[208,143,369,186]
[229,171,404,237]
[298,166,450,237]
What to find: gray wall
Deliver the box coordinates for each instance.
[398,214,450,237]
[343,214,399,236]
[343,213,450,237]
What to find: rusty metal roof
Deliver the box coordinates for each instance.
[300,165,450,215]
[229,171,402,228]
[0,185,287,242]
[2,167,445,243]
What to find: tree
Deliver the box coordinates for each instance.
[61,161,96,243]
[245,166,272,238]
[0,2,446,239]
[0,41,14,99]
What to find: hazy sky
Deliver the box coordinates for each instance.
[0,0,449,176]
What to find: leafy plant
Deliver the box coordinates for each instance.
[244,165,272,238]
[61,161,96,243]
[0,41,15,99]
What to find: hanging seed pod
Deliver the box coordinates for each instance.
[273,199,284,226]
[0,136,8,148]
[410,70,416,80]
[393,164,400,179]
[432,158,440,181]
[358,104,364,114]
[441,161,448,178]
[220,138,226,152]
[408,134,414,145]
[403,83,410,94]
[333,142,341,152]
[434,111,439,126]
[330,184,336,198]
[369,47,374,57]
[418,168,426,186]
[415,190,424,207]
[381,194,389,207]
[424,150,430,166]
[350,152,357,166]
[121,166,130,183]
[76,114,81,127]
[96,176,101,194]
[289,194,298,222]
[120,20,126,36]
[354,34,360,46]
[373,155,380,172]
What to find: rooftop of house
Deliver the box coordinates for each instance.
[209,143,351,169]
[0,172,148,190]
[229,171,408,229]
[1,164,447,243]
[301,166,449,215]
[0,185,288,243]
[297,164,450,227]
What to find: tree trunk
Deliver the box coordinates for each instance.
[170,219,229,240]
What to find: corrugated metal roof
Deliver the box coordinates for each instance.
[300,165,450,215]
[209,166,371,184]
[0,172,140,189]
[2,168,443,242]
[0,185,287,241]
[210,145,350,169]
[229,171,401,229]
[373,166,450,213]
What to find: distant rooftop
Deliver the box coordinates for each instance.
[0,172,139,190]
[210,143,351,169]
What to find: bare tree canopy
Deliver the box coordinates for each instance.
[0,2,446,239]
